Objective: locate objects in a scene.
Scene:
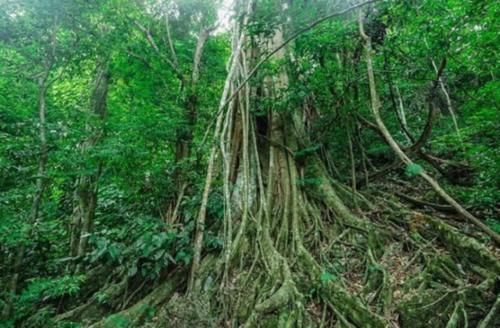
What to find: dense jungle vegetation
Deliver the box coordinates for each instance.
[1,0,499,327]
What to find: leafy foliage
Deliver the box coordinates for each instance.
[405,163,423,177]
[0,0,498,326]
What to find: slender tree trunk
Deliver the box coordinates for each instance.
[172,27,211,164]
[69,61,110,264]
[395,86,413,144]
[170,26,214,223]
[3,67,51,319]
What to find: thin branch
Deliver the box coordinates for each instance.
[395,192,456,213]
[134,20,184,82]
[163,13,179,69]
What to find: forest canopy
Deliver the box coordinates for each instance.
[0,0,499,327]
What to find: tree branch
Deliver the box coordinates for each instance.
[134,20,184,82]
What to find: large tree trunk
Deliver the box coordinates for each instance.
[187,3,387,326]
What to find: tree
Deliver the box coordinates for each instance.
[1,0,63,318]
[131,0,220,222]
[69,58,110,265]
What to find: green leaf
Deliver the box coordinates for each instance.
[405,163,423,177]
[128,266,138,277]
[486,219,500,234]
[320,271,336,283]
